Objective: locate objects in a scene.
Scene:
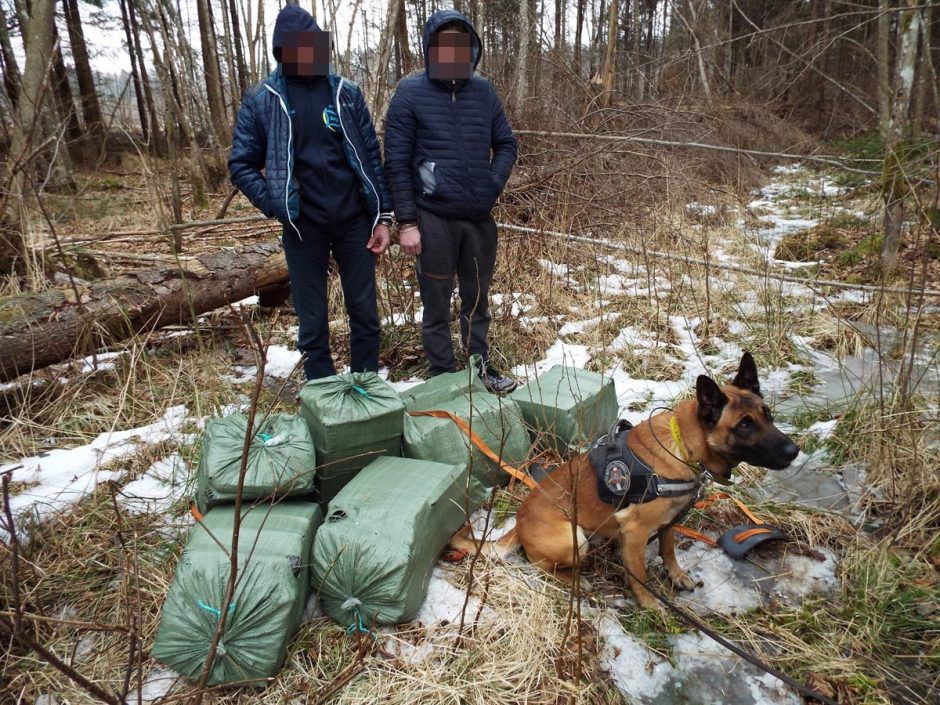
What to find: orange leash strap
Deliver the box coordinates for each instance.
[676,492,766,545]
[408,410,539,490]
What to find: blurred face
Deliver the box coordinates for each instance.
[282,30,330,77]
[429,30,473,80]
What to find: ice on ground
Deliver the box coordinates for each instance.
[1,405,189,539]
[512,340,591,378]
[609,325,659,352]
[137,665,181,704]
[76,350,126,373]
[808,418,838,439]
[118,453,190,515]
[491,292,535,317]
[596,612,673,700]
[234,294,258,307]
[559,313,622,337]
[264,344,303,378]
[412,566,494,630]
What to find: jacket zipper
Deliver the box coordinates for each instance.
[264,82,301,239]
[335,77,381,231]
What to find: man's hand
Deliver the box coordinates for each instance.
[367,224,391,254]
[399,225,422,256]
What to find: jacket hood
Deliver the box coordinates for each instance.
[422,9,482,75]
[273,5,322,58]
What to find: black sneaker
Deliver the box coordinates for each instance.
[481,367,519,394]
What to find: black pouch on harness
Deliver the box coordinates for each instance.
[589,420,659,507]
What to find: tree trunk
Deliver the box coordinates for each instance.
[227,0,249,96]
[50,30,82,168]
[0,241,289,382]
[196,0,230,145]
[881,4,922,275]
[600,0,619,104]
[5,0,56,282]
[0,3,22,107]
[574,0,585,75]
[878,0,891,130]
[117,0,149,141]
[514,0,533,107]
[62,0,103,139]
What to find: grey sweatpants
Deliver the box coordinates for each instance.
[416,207,498,375]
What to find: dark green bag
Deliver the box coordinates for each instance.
[311,456,478,628]
[195,413,316,512]
[152,502,323,686]
[403,368,530,487]
[299,372,405,504]
[509,365,618,452]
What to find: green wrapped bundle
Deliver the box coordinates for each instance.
[509,365,618,452]
[196,413,316,512]
[399,361,486,410]
[403,369,530,487]
[312,456,477,628]
[152,502,323,686]
[299,372,405,504]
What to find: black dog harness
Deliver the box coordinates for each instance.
[590,420,706,509]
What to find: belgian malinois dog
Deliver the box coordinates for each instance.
[449,352,800,610]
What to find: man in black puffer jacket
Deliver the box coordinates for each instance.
[229,6,393,381]
[384,9,519,392]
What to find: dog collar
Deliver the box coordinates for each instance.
[670,415,734,486]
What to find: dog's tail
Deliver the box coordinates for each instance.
[448,525,520,561]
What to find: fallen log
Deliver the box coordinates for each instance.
[0,240,288,383]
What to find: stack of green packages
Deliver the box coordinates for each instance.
[402,366,530,487]
[509,365,618,452]
[195,413,317,513]
[153,502,323,686]
[299,372,405,504]
[312,456,477,628]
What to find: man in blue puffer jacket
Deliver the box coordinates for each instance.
[229,5,393,381]
[384,9,519,392]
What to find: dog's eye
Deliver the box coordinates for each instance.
[736,417,753,432]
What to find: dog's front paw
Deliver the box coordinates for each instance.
[669,570,696,591]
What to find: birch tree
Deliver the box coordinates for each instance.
[880,3,922,274]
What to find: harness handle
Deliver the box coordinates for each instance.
[605,419,632,459]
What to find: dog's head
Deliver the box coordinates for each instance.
[695,352,799,474]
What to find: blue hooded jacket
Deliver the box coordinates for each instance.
[384,10,518,222]
[228,5,392,237]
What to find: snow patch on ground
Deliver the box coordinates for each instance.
[513,339,592,378]
[1,405,189,539]
[118,453,190,515]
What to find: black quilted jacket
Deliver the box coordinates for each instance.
[384,9,518,222]
[229,67,392,238]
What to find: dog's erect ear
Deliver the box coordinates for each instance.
[696,375,728,426]
[731,351,762,397]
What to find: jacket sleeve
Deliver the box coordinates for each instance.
[383,83,419,223]
[351,84,393,217]
[489,85,518,193]
[228,90,272,218]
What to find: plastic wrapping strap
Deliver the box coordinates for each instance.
[408,410,538,490]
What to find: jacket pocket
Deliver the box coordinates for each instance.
[418,161,438,196]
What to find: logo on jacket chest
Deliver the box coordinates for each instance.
[322,105,340,132]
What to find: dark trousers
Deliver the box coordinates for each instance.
[281,213,379,380]
[417,208,498,375]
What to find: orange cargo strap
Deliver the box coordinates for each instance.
[674,492,766,546]
[408,410,539,490]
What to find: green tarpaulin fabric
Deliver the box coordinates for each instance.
[311,456,477,628]
[402,368,530,487]
[195,413,316,512]
[299,372,405,504]
[509,365,618,452]
[153,502,323,686]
